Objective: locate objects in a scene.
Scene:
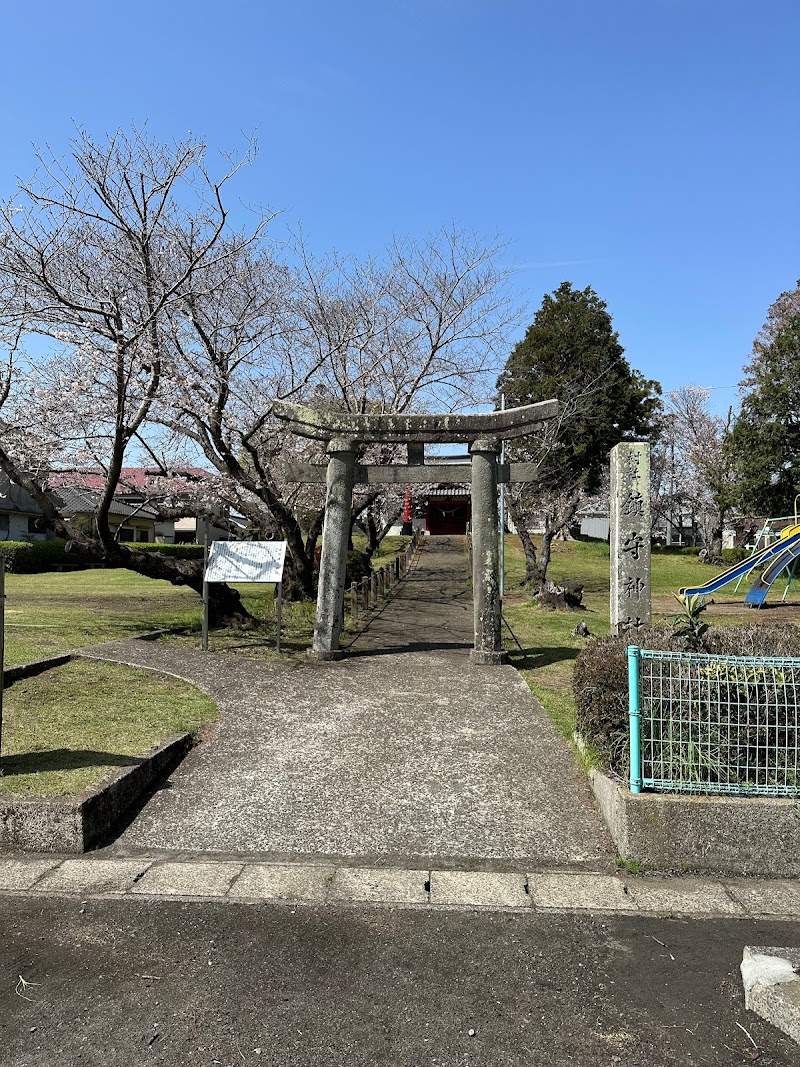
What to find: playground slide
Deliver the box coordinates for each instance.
[679,527,800,599]
[744,532,800,607]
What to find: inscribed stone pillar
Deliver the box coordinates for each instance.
[312,438,357,660]
[469,437,508,665]
[610,442,652,637]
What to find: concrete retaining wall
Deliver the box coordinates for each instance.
[0,733,192,852]
[590,768,800,876]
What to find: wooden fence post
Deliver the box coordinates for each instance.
[350,581,358,622]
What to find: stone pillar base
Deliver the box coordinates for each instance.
[307,649,345,662]
[469,649,509,666]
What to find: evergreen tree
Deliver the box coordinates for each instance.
[730,282,800,517]
[497,282,661,586]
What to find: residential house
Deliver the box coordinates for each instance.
[0,474,48,542]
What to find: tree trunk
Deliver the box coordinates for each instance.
[507,494,539,584]
[67,539,254,626]
[537,519,556,584]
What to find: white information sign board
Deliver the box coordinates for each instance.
[205,541,286,584]
[202,541,287,653]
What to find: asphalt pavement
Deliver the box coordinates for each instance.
[1,896,798,1066]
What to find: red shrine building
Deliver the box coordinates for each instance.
[423,487,471,535]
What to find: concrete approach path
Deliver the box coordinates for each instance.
[83,536,612,867]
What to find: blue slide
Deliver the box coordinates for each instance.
[679,528,800,600]
[744,533,800,607]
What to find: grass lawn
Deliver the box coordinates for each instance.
[502,535,800,745]
[3,568,201,667]
[3,536,415,665]
[0,658,216,797]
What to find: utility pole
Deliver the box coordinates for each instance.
[499,393,506,600]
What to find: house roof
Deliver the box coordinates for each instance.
[0,473,44,515]
[53,486,158,520]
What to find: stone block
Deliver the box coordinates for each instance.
[742,946,800,1045]
[726,880,800,917]
[527,872,637,912]
[130,861,242,897]
[430,870,529,908]
[629,877,742,915]
[35,858,152,895]
[0,858,59,890]
[229,863,332,902]
[331,867,428,904]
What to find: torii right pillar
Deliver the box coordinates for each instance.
[469,436,508,664]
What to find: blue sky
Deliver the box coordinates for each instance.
[2,0,798,414]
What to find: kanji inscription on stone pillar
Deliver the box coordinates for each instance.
[610,442,651,637]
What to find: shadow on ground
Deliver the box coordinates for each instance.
[0,749,143,777]
[509,645,582,671]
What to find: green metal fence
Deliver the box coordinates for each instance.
[628,646,800,797]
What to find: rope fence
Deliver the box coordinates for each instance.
[628,646,800,797]
[349,531,422,624]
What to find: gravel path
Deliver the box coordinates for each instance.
[81,538,612,867]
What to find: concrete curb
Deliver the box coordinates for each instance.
[4,653,74,684]
[1,855,800,918]
[742,946,800,1044]
[0,733,193,852]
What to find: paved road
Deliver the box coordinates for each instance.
[82,536,612,867]
[0,895,797,1067]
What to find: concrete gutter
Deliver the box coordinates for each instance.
[742,946,800,1044]
[2,857,800,922]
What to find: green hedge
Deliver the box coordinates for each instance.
[721,547,750,564]
[0,539,71,573]
[574,624,800,778]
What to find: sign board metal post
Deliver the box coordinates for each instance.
[203,541,287,654]
[275,580,283,654]
[202,541,210,652]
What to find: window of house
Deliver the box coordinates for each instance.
[119,526,134,542]
[27,517,39,534]
[135,529,150,543]
[0,514,8,534]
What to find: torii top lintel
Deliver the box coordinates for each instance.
[271,398,559,444]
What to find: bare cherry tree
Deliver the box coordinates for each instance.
[0,126,260,621]
[160,225,518,596]
[654,386,735,557]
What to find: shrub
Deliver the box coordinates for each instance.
[311,546,373,588]
[721,547,749,564]
[346,549,373,586]
[0,541,33,572]
[0,539,72,573]
[573,623,800,778]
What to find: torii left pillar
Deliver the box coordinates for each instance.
[469,437,508,665]
[312,437,357,660]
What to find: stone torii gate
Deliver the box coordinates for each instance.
[273,399,559,664]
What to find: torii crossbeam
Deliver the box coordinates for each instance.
[274,399,559,663]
